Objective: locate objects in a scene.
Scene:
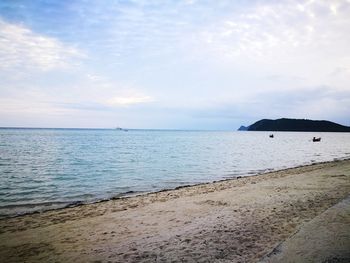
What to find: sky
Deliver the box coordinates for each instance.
[0,0,349,130]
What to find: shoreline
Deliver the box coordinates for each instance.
[1,158,349,262]
[1,157,349,220]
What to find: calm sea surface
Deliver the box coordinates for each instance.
[1,128,350,217]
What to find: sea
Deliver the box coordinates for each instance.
[1,128,350,218]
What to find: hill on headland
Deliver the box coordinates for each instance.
[240,118,350,132]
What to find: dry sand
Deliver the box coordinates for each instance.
[0,159,349,263]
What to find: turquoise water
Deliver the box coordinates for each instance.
[1,128,350,217]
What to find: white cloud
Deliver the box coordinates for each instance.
[194,0,350,62]
[0,0,349,128]
[0,19,84,71]
[86,73,104,82]
[107,95,154,106]
[184,0,196,5]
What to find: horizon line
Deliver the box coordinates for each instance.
[0,126,235,131]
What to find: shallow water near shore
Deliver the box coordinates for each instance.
[1,128,350,217]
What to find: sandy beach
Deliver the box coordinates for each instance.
[0,159,349,262]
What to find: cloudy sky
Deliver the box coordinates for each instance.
[0,0,349,129]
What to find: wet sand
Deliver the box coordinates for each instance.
[0,159,349,262]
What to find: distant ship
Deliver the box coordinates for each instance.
[115,127,128,132]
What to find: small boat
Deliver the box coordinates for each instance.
[312,137,321,142]
[269,134,274,138]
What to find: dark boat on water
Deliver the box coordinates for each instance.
[269,134,274,138]
[313,137,321,142]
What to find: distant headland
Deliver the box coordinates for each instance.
[238,118,350,132]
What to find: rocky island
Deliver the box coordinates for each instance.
[239,118,350,132]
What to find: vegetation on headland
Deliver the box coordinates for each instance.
[239,118,350,132]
